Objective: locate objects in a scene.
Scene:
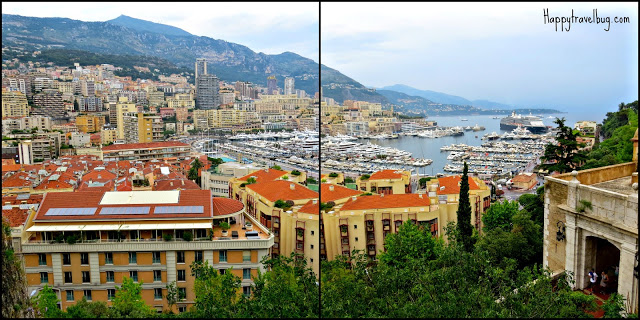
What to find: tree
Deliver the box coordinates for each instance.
[207,157,224,169]
[481,200,519,232]
[239,253,319,318]
[540,117,587,173]
[189,260,242,318]
[66,297,109,318]
[73,99,79,111]
[31,285,64,318]
[165,281,178,313]
[109,276,156,318]
[456,162,474,252]
[271,165,282,170]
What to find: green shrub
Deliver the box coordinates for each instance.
[163,233,173,241]
[183,231,193,241]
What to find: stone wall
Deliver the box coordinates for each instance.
[553,162,636,185]
[543,178,568,272]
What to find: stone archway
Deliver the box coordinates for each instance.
[584,236,621,293]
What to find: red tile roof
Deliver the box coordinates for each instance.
[436,176,480,195]
[34,189,214,221]
[1,159,16,166]
[2,164,22,173]
[298,200,319,215]
[154,179,200,191]
[511,173,537,183]
[238,168,288,182]
[246,180,318,202]
[1,193,43,205]
[212,197,244,216]
[340,193,430,211]
[2,208,30,227]
[369,170,404,180]
[2,172,34,188]
[320,184,361,203]
[81,169,116,182]
[102,141,189,152]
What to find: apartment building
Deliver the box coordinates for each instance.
[358,170,412,195]
[2,90,30,117]
[19,189,273,313]
[201,162,264,197]
[101,141,190,163]
[76,115,106,133]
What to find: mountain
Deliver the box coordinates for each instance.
[105,15,192,37]
[2,14,318,94]
[321,65,389,104]
[379,84,518,110]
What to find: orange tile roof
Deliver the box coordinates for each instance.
[320,183,361,203]
[212,197,244,216]
[154,179,200,191]
[340,193,430,211]
[2,208,30,227]
[1,193,43,205]
[369,170,403,180]
[246,180,318,202]
[102,141,189,152]
[2,172,34,188]
[35,189,214,221]
[2,164,22,173]
[81,169,116,182]
[436,176,480,195]
[34,179,73,190]
[298,200,319,215]
[238,168,288,182]
[511,173,537,183]
[1,159,16,166]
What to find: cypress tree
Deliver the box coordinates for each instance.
[456,162,473,252]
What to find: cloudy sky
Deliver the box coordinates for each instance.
[322,2,638,115]
[2,2,320,62]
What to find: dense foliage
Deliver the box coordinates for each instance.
[540,117,587,173]
[320,221,606,318]
[582,104,638,170]
[456,162,474,251]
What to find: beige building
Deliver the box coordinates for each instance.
[358,170,412,195]
[167,94,195,109]
[76,115,106,133]
[543,130,638,314]
[2,90,30,117]
[18,190,272,313]
[115,98,138,139]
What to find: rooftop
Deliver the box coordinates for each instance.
[591,176,637,196]
[102,141,189,152]
[246,180,318,202]
[340,193,430,211]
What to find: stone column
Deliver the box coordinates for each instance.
[566,171,580,210]
[51,253,62,285]
[89,253,100,285]
[564,214,578,289]
[204,250,213,267]
[618,243,638,313]
[166,251,176,284]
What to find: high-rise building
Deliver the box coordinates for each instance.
[284,77,295,95]
[196,75,220,110]
[195,58,207,80]
[2,90,29,117]
[267,76,277,95]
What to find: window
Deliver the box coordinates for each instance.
[66,290,74,301]
[82,271,90,283]
[311,258,314,263]
[219,269,226,275]
[154,288,162,300]
[80,253,89,265]
[219,250,227,263]
[105,252,113,264]
[152,252,161,264]
[106,271,115,282]
[311,244,314,249]
[129,252,137,264]
[177,270,186,282]
[354,225,357,229]
[178,288,186,300]
[311,230,314,235]
[177,251,185,264]
[195,251,203,262]
[243,250,251,262]
[130,271,138,282]
[178,306,186,313]
[196,229,206,239]
[84,290,92,301]
[243,268,251,280]
[38,254,47,266]
[64,272,72,284]
[355,237,358,242]
[243,286,251,297]
[154,270,161,282]
[40,272,49,284]
[108,289,115,301]
[63,253,71,265]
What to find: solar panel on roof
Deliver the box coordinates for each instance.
[16,194,30,200]
[45,207,97,216]
[19,204,38,210]
[99,207,150,215]
[154,206,204,214]
[2,205,13,210]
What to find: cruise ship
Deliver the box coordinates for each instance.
[499,111,547,133]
